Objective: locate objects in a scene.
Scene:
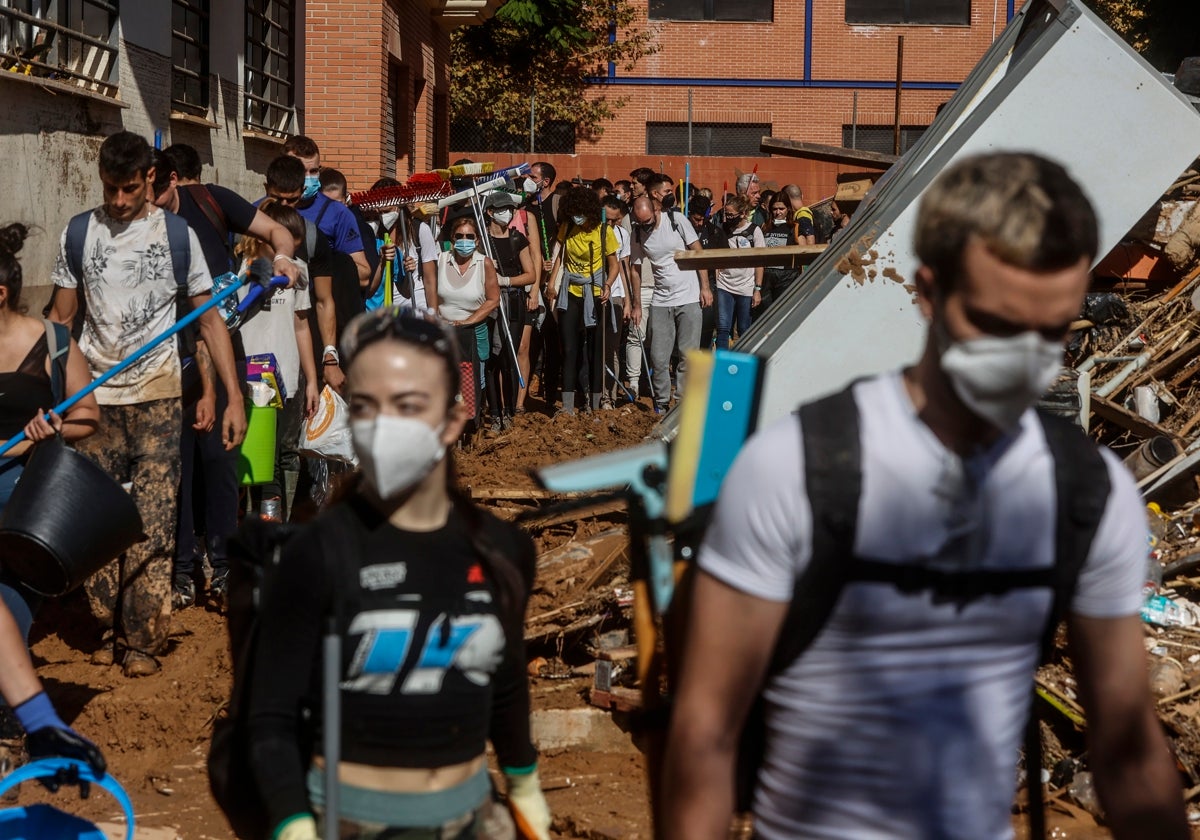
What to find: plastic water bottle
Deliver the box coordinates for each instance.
[259,497,282,523]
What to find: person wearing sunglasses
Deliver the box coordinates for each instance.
[247,307,551,840]
[424,216,500,433]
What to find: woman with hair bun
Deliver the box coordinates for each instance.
[0,221,106,779]
[0,222,100,642]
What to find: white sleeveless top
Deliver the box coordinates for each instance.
[436,250,487,322]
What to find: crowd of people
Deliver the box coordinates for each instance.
[0,130,1184,840]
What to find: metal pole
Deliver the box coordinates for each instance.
[893,36,904,156]
[687,87,693,157]
[529,92,536,155]
[851,91,858,150]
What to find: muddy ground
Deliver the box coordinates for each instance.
[11,399,1138,839]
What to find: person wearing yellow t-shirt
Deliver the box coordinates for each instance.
[545,186,619,415]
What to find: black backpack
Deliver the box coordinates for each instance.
[734,385,1110,838]
[207,506,357,840]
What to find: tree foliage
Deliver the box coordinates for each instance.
[1082,0,1200,71]
[450,0,658,151]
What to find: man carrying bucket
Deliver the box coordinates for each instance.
[48,131,247,678]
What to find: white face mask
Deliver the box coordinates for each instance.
[938,327,1064,433]
[493,209,514,227]
[380,210,400,231]
[522,177,539,194]
[351,415,447,499]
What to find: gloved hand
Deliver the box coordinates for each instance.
[274,814,318,840]
[15,692,106,796]
[505,766,551,840]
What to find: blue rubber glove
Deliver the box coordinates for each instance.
[14,692,106,793]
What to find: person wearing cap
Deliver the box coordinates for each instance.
[483,191,536,430]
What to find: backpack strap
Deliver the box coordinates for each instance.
[183,184,230,242]
[304,218,318,264]
[42,319,70,406]
[768,385,863,677]
[162,210,192,292]
[64,210,92,284]
[315,195,332,231]
[1037,410,1111,657]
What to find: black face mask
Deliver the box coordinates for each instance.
[660,193,676,210]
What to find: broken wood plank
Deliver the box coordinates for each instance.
[577,540,629,594]
[673,245,826,271]
[1160,262,1200,304]
[759,137,898,168]
[597,645,639,662]
[589,686,643,713]
[471,487,585,500]
[522,498,627,531]
[1090,394,1177,441]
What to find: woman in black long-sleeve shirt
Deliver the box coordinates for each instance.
[247,306,551,840]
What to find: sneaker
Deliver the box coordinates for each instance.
[489,417,502,434]
[207,569,229,614]
[122,650,160,678]
[500,414,514,431]
[172,573,195,610]
[654,402,670,414]
[600,396,615,411]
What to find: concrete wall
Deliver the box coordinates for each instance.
[0,0,300,294]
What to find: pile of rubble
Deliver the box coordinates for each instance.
[1035,159,1200,826]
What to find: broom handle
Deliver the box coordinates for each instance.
[0,275,256,459]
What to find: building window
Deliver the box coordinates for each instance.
[0,0,120,95]
[649,0,772,20]
[244,0,295,135]
[647,122,770,156]
[845,0,970,25]
[172,0,209,113]
[842,124,929,154]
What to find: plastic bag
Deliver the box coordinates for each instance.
[299,385,357,465]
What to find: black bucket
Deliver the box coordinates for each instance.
[0,438,145,596]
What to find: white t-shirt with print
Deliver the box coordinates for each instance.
[699,371,1146,840]
[609,224,630,300]
[237,259,312,397]
[629,209,701,307]
[716,222,765,296]
[52,206,211,406]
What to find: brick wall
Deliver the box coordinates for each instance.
[579,0,1029,155]
[304,0,451,192]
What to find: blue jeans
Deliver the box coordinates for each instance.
[715,288,753,350]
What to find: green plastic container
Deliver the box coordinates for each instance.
[237,405,277,486]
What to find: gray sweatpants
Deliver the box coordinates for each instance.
[649,302,702,407]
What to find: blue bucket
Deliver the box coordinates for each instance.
[0,759,134,840]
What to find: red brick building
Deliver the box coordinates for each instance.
[455,0,1032,199]
[304,0,502,190]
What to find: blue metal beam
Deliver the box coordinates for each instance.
[586,76,960,91]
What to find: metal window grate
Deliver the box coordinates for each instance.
[650,0,773,21]
[172,0,209,113]
[646,122,770,157]
[845,0,970,25]
[244,0,294,135]
[842,124,929,155]
[0,0,119,95]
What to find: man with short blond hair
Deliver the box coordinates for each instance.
[663,152,1188,840]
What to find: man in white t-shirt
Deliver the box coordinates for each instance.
[49,131,246,678]
[628,191,712,412]
[662,152,1187,839]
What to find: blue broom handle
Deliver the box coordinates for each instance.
[0,274,258,459]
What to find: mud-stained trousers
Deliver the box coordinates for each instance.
[77,398,181,657]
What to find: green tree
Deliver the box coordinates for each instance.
[1082,0,1200,71]
[450,0,658,153]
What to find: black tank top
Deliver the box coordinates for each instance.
[0,333,53,440]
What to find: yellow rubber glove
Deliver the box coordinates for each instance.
[275,814,318,840]
[506,767,551,840]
